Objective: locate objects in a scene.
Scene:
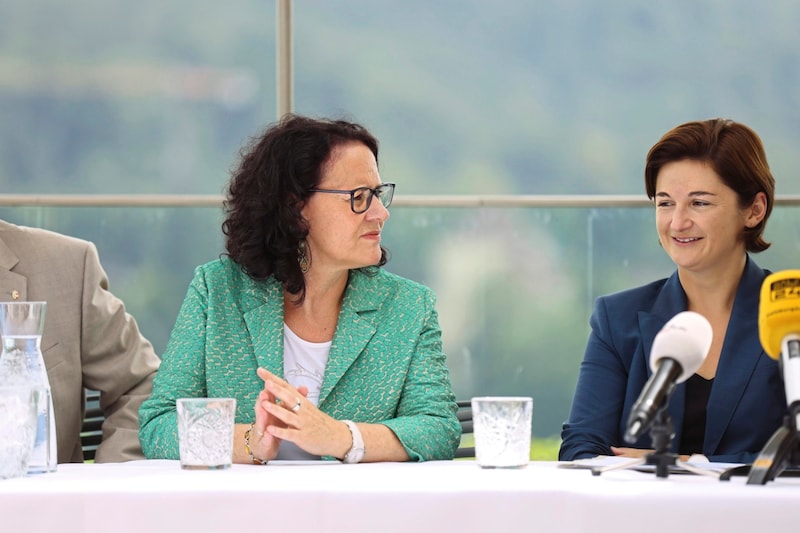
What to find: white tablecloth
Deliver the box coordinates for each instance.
[1,460,797,533]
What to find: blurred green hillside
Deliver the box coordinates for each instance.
[1,0,798,196]
[1,1,799,438]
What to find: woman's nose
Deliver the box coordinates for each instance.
[365,197,390,221]
[670,205,692,230]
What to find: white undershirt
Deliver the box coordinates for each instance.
[282,322,331,407]
[278,323,331,460]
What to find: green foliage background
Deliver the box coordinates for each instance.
[1,1,799,439]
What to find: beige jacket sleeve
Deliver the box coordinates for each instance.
[77,242,161,462]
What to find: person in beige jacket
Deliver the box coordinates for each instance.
[0,219,160,462]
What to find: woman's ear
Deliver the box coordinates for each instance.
[289,193,307,214]
[745,191,768,228]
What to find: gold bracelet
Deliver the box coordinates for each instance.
[244,422,269,465]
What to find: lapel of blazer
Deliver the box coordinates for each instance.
[704,257,765,453]
[242,276,286,376]
[637,271,689,430]
[238,270,389,404]
[318,270,385,406]
[0,236,27,302]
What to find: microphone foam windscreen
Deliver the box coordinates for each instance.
[759,270,800,360]
[649,311,713,382]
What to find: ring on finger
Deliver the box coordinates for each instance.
[291,399,301,412]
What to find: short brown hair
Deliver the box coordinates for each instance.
[644,118,775,253]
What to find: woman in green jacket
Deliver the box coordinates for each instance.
[139,114,460,464]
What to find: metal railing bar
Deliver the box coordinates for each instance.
[0,194,799,208]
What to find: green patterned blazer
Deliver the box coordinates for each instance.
[139,256,461,461]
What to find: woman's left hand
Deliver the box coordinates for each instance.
[256,367,351,458]
[611,446,653,458]
[611,446,691,462]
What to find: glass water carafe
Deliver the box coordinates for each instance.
[0,301,56,473]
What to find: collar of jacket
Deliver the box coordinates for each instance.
[241,268,393,407]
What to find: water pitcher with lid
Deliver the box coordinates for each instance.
[0,301,57,473]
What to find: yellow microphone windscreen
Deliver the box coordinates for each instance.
[759,270,800,360]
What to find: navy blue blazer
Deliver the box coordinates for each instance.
[559,257,786,463]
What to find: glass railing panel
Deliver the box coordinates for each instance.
[0,206,225,355]
[2,203,799,440]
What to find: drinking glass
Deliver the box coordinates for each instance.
[471,396,533,469]
[177,398,236,469]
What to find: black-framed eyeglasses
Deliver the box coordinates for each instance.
[307,183,395,214]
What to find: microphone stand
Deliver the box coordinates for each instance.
[719,415,800,484]
[591,402,720,479]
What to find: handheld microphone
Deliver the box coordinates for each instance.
[624,311,713,444]
[759,270,800,431]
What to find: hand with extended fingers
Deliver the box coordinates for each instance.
[247,367,351,462]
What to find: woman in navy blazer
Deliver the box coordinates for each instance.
[560,119,786,464]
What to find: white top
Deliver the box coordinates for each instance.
[275,323,331,460]
[282,322,331,406]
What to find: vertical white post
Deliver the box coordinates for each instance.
[276,0,293,119]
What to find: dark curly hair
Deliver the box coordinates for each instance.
[222,114,389,299]
[644,118,775,253]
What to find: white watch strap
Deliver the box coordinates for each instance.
[342,420,365,464]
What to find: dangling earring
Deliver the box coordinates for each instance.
[298,240,310,273]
